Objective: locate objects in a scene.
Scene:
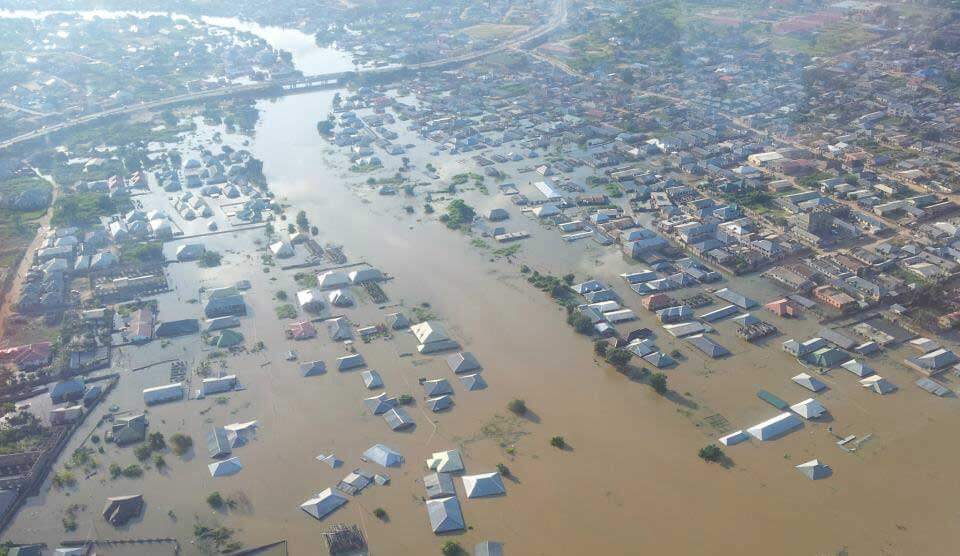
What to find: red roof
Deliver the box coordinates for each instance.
[0,342,53,368]
[287,321,317,340]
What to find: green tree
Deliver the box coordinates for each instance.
[605,349,632,369]
[650,372,668,394]
[507,399,527,415]
[699,444,724,463]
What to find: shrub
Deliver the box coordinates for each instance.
[148,432,166,451]
[153,454,167,469]
[507,399,527,415]
[397,394,414,405]
[567,312,594,335]
[133,443,152,461]
[550,436,567,449]
[441,541,464,556]
[200,250,222,267]
[605,349,632,369]
[170,433,193,456]
[207,491,225,509]
[275,290,288,301]
[496,463,510,477]
[52,470,77,489]
[650,372,668,395]
[699,444,724,463]
[373,507,387,520]
[122,464,143,478]
[594,341,609,357]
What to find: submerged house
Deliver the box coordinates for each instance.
[411,320,459,353]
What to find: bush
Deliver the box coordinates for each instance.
[397,394,414,405]
[441,541,464,556]
[594,341,609,356]
[507,399,527,415]
[133,443,152,461]
[199,250,222,268]
[496,463,511,477]
[649,372,668,395]
[275,290,288,301]
[567,312,594,335]
[170,433,193,456]
[52,470,77,489]
[424,203,434,214]
[148,432,166,451]
[550,436,567,449]
[699,444,724,463]
[373,507,387,520]
[207,491,225,509]
[122,464,143,478]
[153,454,167,469]
[605,349,632,369]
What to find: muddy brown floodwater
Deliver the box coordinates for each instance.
[7,89,960,556]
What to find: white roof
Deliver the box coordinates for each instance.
[747,412,802,441]
[462,472,506,498]
[791,373,827,392]
[349,268,383,283]
[300,488,347,520]
[795,459,830,480]
[718,430,748,446]
[532,203,560,217]
[269,241,294,257]
[208,457,243,477]
[426,450,464,473]
[860,375,896,394]
[363,443,403,467]
[317,270,350,289]
[790,398,827,419]
[411,320,450,344]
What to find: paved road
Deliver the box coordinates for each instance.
[0,0,567,153]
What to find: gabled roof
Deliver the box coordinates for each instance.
[364,392,397,415]
[426,395,454,412]
[462,472,506,498]
[427,496,465,533]
[300,360,326,377]
[327,316,352,341]
[300,488,347,520]
[207,426,232,459]
[422,378,453,397]
[102,494,144,526]
[860,375,896,394]
[459,373,488,391]
[337,353,366,371]
[208,457,243,477]
[424,472,456,499]
[643,351,674,368]
[446,352,482,374]
[387,312,410,329]
[361,370,383,389]
[349,268,383,283]
[686,334,729,358]
[384,407,414,430]
[317,270,350,289]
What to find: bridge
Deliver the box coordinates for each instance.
[0,0,567,152]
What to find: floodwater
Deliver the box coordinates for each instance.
[6,15,960,556]
[0,9,354,75]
